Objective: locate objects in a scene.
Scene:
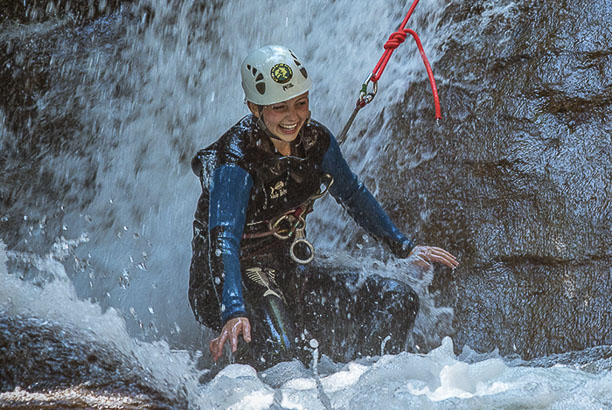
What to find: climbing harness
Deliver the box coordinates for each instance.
[243,174,334,264]
[337,0,441,145]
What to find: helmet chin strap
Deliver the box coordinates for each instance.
[256,106,311,142]
[256,106,282,141]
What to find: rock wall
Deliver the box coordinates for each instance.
[372,0,611,358]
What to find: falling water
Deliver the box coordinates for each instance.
[1,0,610,408]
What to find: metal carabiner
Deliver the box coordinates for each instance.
[289,219,315,264]
[309,173,334,202]
[358,73,378,107]
[269,214,299,240]
[338,76,379,144]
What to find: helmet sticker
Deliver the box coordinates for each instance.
[270,63,293,84]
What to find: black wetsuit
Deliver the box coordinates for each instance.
[189,114,419,368]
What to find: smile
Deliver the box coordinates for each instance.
[279,123,298,131]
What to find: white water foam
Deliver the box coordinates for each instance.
[2,240,611,408]
[3,0,612,408]
[0,239,201,403]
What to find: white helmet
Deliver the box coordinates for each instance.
[241,45,312,105]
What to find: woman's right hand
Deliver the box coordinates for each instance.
[209,317,252,362]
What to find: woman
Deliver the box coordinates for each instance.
[189,45,458,369]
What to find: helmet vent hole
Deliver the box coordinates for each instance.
[293,59,301,67]
[246,64,252,70]
[256,82,266,95]
[252,67,258,76]
[300,68,308,79]
[255,73,264,82]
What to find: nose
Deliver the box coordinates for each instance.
[286,105,300,121]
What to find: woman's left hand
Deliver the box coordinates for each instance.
[409,245,459,269]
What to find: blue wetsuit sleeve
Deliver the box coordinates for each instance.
[208,165,253,323]
[321,134,415,257]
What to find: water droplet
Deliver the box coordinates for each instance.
[148,307,154,315]
[119,272,130,288]
[309,339,319,349]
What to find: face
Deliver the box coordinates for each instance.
[250,93,310,143]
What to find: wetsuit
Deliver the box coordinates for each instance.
[189,114,419,368]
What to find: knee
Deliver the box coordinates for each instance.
[363,276,419,316]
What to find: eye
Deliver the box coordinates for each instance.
[272,105,286,111]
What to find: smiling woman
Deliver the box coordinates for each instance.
[188,45,458,370]
[248,93,310,155]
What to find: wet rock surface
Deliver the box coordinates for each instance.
[0,313,180,408]
[372,0,611,358]
[0,0,129,24]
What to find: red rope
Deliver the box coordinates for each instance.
[369,0,441,119]
[406,29,441,119]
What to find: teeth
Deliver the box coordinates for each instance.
[279,123,297,130]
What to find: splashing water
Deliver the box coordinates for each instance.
[1,0,611,408]
[2,238,610,408]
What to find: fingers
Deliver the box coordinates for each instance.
[413,252,432,268]
[424,246,459,268]
[230,320,241,353]
[210,327,230,361]
[209,336,223,361]
[243,319,252,343]
[209,317,252,362]
[411,245,459,269]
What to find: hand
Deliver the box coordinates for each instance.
[409,245,459,269]
[209,317,252,362]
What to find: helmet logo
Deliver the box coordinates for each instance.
[270,63,293,84]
